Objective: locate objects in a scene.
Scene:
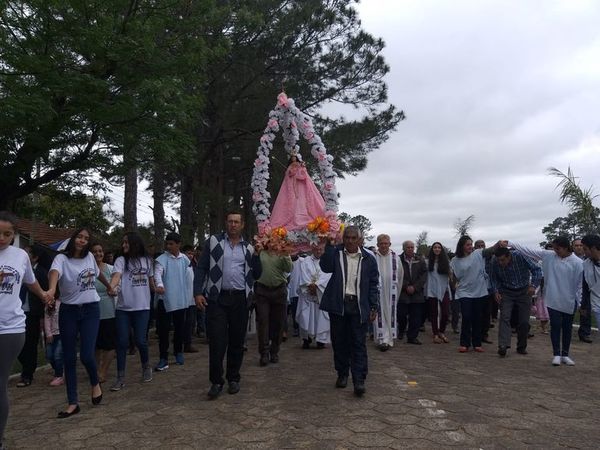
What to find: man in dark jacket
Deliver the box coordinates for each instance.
[320,226,379,397]
[397,241,428,345]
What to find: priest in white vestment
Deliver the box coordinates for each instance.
[374,234,404,351]
[295,247,332,348]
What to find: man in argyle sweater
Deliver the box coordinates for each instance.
[194,212,261,399]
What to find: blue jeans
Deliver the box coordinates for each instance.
[459,297,486,348]
[115,309,150,374]
[45,335,63,377]
[548,307,575,356]
[59,302,100,405]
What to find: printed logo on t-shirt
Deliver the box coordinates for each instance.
[0,265,21,295]
[77,269,96,292]
[130,267,149,288]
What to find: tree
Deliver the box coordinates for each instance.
[454,215,475,237]
[338,212,374,243]
[415,230,429,256]
[0,0,213,210]
[179,0,405,241]
[548,167,599,234]
[15,185,112,234]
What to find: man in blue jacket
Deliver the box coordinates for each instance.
[320,225,379,397]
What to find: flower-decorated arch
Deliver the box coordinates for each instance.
[251,92,341,251]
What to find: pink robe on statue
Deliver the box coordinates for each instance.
[270,162,325,230]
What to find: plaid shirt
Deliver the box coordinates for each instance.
[490,250,542,293]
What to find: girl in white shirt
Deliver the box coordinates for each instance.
[450,235,498,353]
[109,232,155,391]
[426,242,452,344]
[48,228,112,418]
[0,212,48,446]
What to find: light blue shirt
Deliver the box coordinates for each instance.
[222,236,246,290]
[450,249,489,299]
[508,242,583,314]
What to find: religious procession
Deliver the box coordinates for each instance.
[2,1,600,448]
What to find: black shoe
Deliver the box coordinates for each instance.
[452,328,459,334]
[397,334,404,340]
[316,342,326,349]
[259,354,270,366]
[580,335,593,343]
[489,323,495,329]
[497,346,507,357]
[270,353,279,363]
[379,344,390,352]
[419,326,426,332]
[302,339,310,349]
[207,384,223,400]
[57,405,80,419]
[335,375,348,388]
[517,348,528,355]
[292,329,299,337]
[354,382,366,397]
[91,390,103,406]
[407,339,422,345]
[227,381,240,395]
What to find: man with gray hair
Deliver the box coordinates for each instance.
[398,240,428,345]
[374,234,403,351]
[320,225,379,397]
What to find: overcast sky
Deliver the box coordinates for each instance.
[335,0,600,249]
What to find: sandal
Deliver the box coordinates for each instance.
[440,334,449,343]
[16,379,32,387]
[433,336,443,344]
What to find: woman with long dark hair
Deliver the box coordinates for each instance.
[0,212,49,445]
[47,227,112,418]
[425,242,451,344]
[450,235,498,353]
[109,232,155,391]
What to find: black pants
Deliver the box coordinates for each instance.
[481,294,492,338]
[206,290,248,385]
[18,312,42,381]
[578,291,592,338]
[254,283,287,356]
[156,300,186,360]
[460,297,485,348]
[183,305,196,346]
[451,300,460,331]
[397,303,422,340]
[330,312,368,384]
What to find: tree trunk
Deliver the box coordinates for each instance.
[180,165,196,245]
[152,165,165,249]
[123,165,138,231]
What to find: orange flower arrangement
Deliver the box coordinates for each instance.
[307,216,330,235]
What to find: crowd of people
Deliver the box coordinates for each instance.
[1,207,600,449]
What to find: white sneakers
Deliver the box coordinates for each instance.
[561,356,575,366]
[552,355,575,366]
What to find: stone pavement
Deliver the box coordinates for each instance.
[5,325,600,449]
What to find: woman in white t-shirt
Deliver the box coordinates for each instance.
[0,212,49,447]
[109,232,155,391]
[450,235,499,353]
[48,227,113,418]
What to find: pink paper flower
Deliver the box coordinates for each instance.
[318,152,326,161]
[252,192,263,202]
[306,132,314,140]
[254,158,263,167]
[260,134,269,143]
[268,118,278,129]
[324,181,334,191]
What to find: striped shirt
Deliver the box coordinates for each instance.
[490,251,542,293]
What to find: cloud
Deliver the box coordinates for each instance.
[336,0,600,248]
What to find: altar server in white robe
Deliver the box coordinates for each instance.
[296,247,332,348]
[374,234,403,351]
